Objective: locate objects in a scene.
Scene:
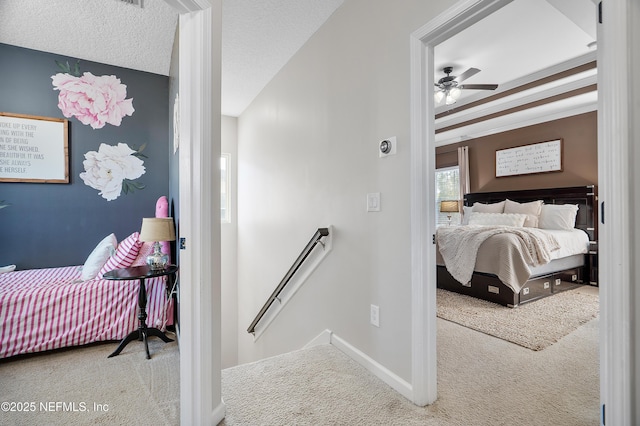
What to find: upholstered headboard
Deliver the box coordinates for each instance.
[464,185,598,242]
[156,196,171,263]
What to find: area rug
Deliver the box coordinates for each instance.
[436,287,599,350]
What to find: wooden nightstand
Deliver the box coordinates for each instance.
[103,264,178,359]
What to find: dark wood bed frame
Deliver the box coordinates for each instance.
[437,185,598,307]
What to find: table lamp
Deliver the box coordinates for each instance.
[139,217,176,270]
[440,200,459,226]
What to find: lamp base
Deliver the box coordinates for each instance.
[147,242,169,270]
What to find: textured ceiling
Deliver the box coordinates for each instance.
[0,0,344,117]
[0,0,178,76]
[0,0,594,118]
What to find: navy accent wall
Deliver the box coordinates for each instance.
[0,43,170,270]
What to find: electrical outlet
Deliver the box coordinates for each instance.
[370,304,380,327]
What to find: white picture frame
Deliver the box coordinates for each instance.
[496,139,563,178]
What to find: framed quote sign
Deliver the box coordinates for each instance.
[0,112,69,183]
[496,139,563,178]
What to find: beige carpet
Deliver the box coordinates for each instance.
[0,312,600,425]
[436,286,599,350]
[0,336,180,426]
[221,325,599,426]
[220,345,435,425]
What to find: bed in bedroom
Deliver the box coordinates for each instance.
[436,185,597,307]
[0,199,175,359]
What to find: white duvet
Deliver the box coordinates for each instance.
[543,229,589,259]
[436,226,589,293]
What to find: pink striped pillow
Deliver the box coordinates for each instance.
[98,232,143,278]
[131,242,155,267]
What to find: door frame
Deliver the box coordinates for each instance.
[163,0,224,424]
[409,2,634,425]
[409,0,514,406]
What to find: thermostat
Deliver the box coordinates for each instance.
[379,136,397,157]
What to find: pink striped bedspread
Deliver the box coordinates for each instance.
[0,266,173,359]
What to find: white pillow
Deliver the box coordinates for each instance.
[81,233,117,281]
[503,199,543,228]
[461,206,473,225]
[472,200,505,213]
[0,264,16,274]
[538,204,579,230]
[468,212,527,227]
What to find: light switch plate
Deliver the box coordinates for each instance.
[370,304,380,327]
[367,193,381,212]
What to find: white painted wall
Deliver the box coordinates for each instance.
[236,0,450,383]
[221,115,238,368]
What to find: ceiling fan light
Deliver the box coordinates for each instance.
[445,94,456,105]
[434,90,445,103]
[449,87,461,100]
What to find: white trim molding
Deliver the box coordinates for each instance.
[308,330,414,401]
[409,0,514,407]
[598,1,635,425]
[169,0,225,424]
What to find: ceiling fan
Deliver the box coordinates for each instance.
[434,66,498,105]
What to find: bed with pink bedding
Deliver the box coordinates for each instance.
[0,197,175,359]
[0,264,171,358]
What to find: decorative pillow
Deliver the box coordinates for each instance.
[538,204,579,230]
[0,264,16,274]
[468,212,527,227]
[98,232,143,278]
[131,241,155,267]
[461,206,473,225]
[472,200,505,213]
[503,199,543,228]
[81,233,117,281]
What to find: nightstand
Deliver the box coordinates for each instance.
[104,264,178,359]
[588,241,598,285]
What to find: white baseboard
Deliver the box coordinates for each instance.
[303,329,333,348]
[211,401,226,425]
[305,329,414,402]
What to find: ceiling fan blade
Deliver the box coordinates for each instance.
[459,84,498,90]
[454,67,480,83]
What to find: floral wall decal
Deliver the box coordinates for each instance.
[51,60,135,129]
[80,143,146,201]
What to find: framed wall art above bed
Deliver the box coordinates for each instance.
[496,139,562,178]
[0,112,69,184]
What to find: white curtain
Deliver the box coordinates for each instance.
[457,146,470,213]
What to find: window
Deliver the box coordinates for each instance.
[220,154,230,223]
[435,166,460,226]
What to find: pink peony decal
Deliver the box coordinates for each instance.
[51,72,135,129]
[80,143,146,201]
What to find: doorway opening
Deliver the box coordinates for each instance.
[409,2,614,422]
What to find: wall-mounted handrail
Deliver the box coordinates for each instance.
[247,227,329,334]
